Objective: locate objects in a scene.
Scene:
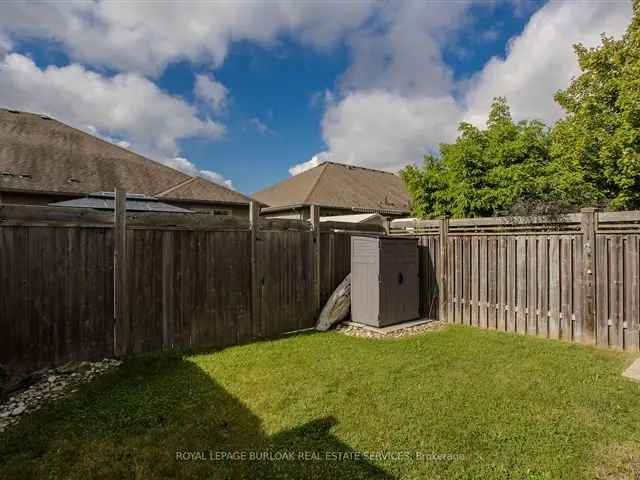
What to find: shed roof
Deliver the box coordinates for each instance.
[252,161,411,214]
[0,108,251,205]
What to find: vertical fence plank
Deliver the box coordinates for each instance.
[250,201,260,338]
[463,237,471,324]
[471,237,478,327]
[527,237,537,337]
[454,237,462,323]
[610,236,620,349]
[581,209,597,344]
[516,237,527,334]
[497,237,506,331]
[538,236,549,338]
[487,237,496,329]
[596,235,609,347]
[549,236,561,340]
[439,217,449,322]
[626,236,640,351]
[311,206,320,319]
[480,237,488,329]
[113,189,128,356]
[506,237,516,332]
[573,235,584,343]
[560,237,572,341]
[448,236,455,323]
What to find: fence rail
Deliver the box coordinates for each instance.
[0,198,384,372]
[3,202,639,373]
[391,209,640,351]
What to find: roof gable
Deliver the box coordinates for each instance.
[0,108,250,205]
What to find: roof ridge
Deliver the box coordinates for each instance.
[302,162,329,204]
[194,175,253,202]
[154,176,199,197]
[323,161,398,175]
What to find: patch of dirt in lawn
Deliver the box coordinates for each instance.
[591,441,640,480]
[335,320,445,339]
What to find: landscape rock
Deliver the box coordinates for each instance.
[11,404,26,416]
[316,274,351,331]
[0,358,123,434]
[336,320,444,339]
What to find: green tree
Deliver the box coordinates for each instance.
[401,97,551,218]
[550,0,640,209]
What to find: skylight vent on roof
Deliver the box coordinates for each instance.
[40,115,52,120]
[20,174,32,179]
[67,178,81,183]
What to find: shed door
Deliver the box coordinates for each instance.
[379,239,419,326]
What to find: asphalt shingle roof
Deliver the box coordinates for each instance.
[252,161,411,214]
[0,108,250,205]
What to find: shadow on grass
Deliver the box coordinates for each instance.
[0,354,392,480]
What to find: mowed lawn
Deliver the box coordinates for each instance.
[2,326,640,479]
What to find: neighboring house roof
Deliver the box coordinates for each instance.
[253,161,411,215]
[320,213,384,224]
[51,192,192,213]
[0,108,251,205]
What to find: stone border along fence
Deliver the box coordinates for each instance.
[390,209,640,351]
[0,192,384,373]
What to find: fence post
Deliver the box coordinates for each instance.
[113,189,129,356]
[311,205,321,316]
[250,201,261,338]
[581,208,597,345]
[438,216,449,323]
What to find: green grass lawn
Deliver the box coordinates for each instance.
[2,325,640,479]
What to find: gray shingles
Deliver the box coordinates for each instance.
[0,108,251,205]
[252,161,411,214]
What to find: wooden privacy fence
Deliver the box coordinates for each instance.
[391,209,640,351]
[0,198,384,372]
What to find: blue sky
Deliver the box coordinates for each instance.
[0,1,632,195]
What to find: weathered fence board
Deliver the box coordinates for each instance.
[392,210,639,351]
[257,229,314,337]
[2,203,361,373]
[4,204,640,374]
[594,233,640,349]
[417,235,439,320]
[0,225,114,372]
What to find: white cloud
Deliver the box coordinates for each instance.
[194,74,228,112]
[298,1,633,175]
[462,1,632,126]
[293,1,471,174]
[289,153,327,176]
[0,1,377,76]
[0,0,632,185]
[0,33,11,55]
[162,157,234,189]
[249,117,275,135]
[290,91,461,174]
[85,125,131,149]
[0,52,230,186]
[339,1,469,97]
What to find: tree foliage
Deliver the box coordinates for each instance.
[550,0,640,210]
[401,98,551,218]
[402,0,640,218]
